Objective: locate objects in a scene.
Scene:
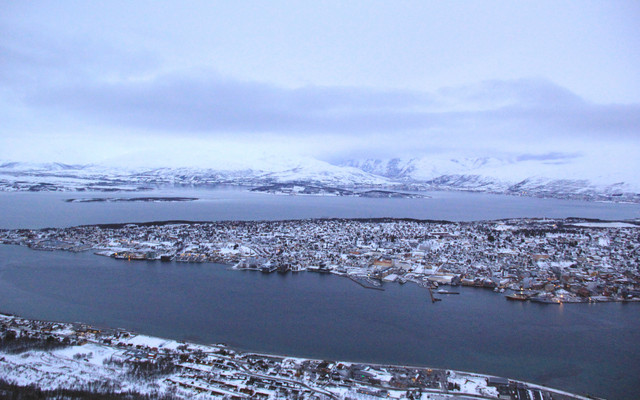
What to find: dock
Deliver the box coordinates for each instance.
[428,286,442,303]
[348,275,385,291]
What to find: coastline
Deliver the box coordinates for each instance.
[2,215,639,305]
[0,312,597,400]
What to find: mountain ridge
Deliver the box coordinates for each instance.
[0,156,638,203]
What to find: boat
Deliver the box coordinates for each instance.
[260,264,277,273]
[437,289,460,295]
[530,296,562,304]
[505,293,529,301]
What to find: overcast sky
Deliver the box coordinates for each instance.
[1,1,639,166]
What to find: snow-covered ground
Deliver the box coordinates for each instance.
[0,343,173,396]
[447,371,500,398]
[0,311,594,400]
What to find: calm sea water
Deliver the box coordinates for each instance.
[0,245,638,399]
[0,187,638,229]
[0,189,639,398]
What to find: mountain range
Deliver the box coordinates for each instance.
[1,154,638,202]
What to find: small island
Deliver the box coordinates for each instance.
[251,183,428,198]
[64,197,198,203]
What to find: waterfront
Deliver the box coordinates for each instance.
[0,312,595,399]
[4,217,638,304]
[0,244,639,398]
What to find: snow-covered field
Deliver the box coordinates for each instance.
[0,343,174,396]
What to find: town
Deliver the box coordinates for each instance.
[0,313,592,399]
[1,217,639,304]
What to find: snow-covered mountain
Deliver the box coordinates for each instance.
[1,153,638,202]
[0,157,390,192]
[127,159,389,187]
[342,154,640,200]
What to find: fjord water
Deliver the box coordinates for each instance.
[0,187,639,229]
[0,245,638,399]
[1,188,640,398]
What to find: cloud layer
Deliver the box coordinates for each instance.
[1,1,639,165]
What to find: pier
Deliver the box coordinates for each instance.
[348,275,385,291]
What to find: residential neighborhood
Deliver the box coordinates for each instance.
[1,218,639,304]
[0,313,591,399]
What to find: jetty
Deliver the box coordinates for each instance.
[428,286,442,303]
[348,275,384,291]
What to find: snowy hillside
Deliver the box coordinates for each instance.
[343,154,640,199]
[1,153,638,202]
[0,156,389,191]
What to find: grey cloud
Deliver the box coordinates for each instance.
[437,78,585,108]
[2,32,638,147]
[23,72,440,133]
[14,71,638,139]
[516,152,581,162]
[2,1,638,165]
[0,32,159,90]
[485,102,640,137]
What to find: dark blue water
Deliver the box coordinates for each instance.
[1,189,639,398]
[0,245,638,399]
[0,188,639,229]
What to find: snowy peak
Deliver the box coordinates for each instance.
[343,156,512,180]
[342,158,415,179]
[0,157,389,189]
[342,154,640,198]
[1,154,639,202]
[0,161,92,172]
